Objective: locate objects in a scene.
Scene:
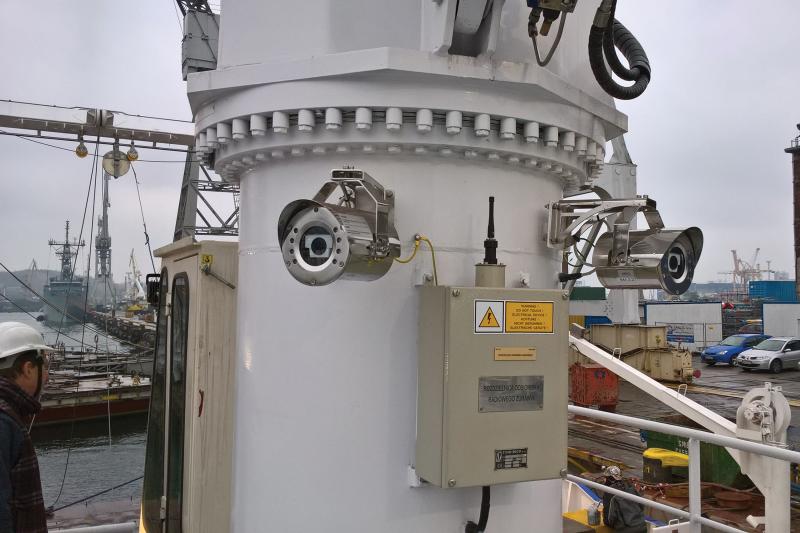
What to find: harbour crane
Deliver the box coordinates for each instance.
[719,248,771,293]
[125,249,145,302]
[24,259,38,291]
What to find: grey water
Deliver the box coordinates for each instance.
[0,312,147,509]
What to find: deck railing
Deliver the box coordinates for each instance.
[567,404,800,533]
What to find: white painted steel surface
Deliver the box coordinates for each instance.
[763,303,800,336]
[645,302,723,352]
[236,157,564,531]
[189,1,630,530]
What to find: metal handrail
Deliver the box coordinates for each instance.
[565,474,744,533]
[567,404,800,533]
[569,405,800,463]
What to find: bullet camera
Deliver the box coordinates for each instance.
[593,227,703,294]
[277,169,400,286]
[547,195,703,295]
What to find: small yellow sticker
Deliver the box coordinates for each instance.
[494,347,537,361]
[505,301,554,333]
[200,254,214,267]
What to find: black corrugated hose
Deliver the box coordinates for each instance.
[465,486,491,533]
[588,0,651,100]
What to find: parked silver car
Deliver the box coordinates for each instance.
[736,337,800,373]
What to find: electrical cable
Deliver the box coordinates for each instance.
[392,235,437,285]
[130,164,158,273]
[0,262,154,353]
[170,0,184,33]
[50,475,143,513]
[465,486,491,533]
[50,149,101,510]
[0,294,128,354]
[418,236,438,286]
[588,0,651,100]
[394,237,421,264]
[53,137,99,346]
[529,11,568,67]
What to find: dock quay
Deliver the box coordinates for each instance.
[37,371,151,426]
[51,345,153,377]
[85,310,156,352]
[568,355,800,531]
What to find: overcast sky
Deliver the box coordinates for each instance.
[0,1,798,284]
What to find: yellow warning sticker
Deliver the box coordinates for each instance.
[494,347,537,361]
[200,254,214,267]
[480,308,501,328]
[475,300,504,333]
[504,301,554,334]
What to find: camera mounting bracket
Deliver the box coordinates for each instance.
[309,168,396,260]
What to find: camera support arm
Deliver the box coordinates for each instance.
[547,194,667,291]
[546,195,663,251]
[312,168,397,259]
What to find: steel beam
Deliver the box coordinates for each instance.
[0,100,194,146]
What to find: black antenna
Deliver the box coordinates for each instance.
[483,196,498,265]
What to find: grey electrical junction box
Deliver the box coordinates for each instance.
[415,286,568,488]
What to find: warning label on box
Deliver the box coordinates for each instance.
[474,300,504,333]
[504,301,554,334]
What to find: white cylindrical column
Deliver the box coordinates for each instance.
[186,2,628,531]
[235,155,564,532]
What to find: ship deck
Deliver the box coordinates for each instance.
[568,355,800,531]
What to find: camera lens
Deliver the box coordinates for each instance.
[666,246,686,279]
[299,226,334,267]
[310,237,328,256]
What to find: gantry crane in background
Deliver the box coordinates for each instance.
[171,0,240,240]
[124,249,146,303]
[719,248,774,293]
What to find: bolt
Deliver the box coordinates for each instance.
[448,479,456,488]
[452,289,461,297]
[386,190,394,198]
[424,273,433,282]
[562,291,569,300]
[559,468,567,478]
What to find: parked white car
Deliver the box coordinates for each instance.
[736,337,800,373]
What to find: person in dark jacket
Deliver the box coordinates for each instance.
[0,322,51,533]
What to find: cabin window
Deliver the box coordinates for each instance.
[167,273,189,533]
[142,269,169,531]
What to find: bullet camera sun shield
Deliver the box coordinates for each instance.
[277,169,400,286]
[593,227,703,294]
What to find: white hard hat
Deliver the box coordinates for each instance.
[0,322,51,369]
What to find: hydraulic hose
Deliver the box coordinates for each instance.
[588,1,651,100]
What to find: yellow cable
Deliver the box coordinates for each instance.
[393,234,438,285]
[394,238,420,264]
[418,236,438,286]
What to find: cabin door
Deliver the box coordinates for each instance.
[140,256,196,533]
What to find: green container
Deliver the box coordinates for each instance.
[644,430,751,488]
[570,287,606,301]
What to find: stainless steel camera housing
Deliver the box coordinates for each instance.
[277,169,400,286]
[593,227,703,294]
